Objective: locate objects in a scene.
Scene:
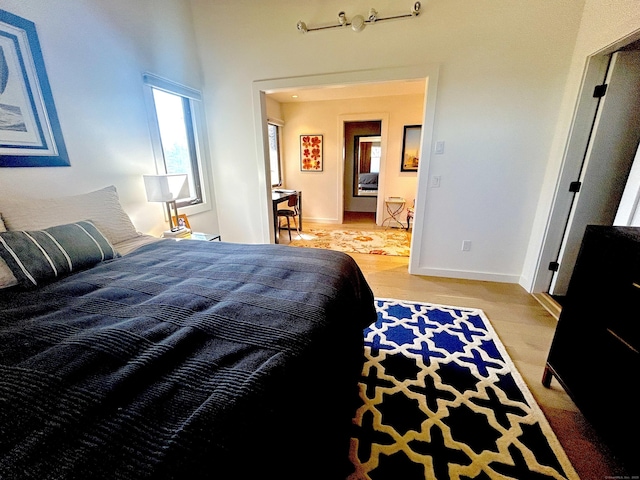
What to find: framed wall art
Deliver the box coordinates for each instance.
[300,134,323,171]
[400,124,421,172]
[0,9,69,167]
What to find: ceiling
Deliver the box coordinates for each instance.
[266,78,426,103]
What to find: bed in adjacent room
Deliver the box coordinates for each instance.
[357,172,378,195]
[0,186,376,479]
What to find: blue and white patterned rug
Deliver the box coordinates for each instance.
[349,298,579,480]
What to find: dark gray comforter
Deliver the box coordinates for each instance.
[0,240,376,479]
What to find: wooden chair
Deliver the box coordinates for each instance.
[406,199,415,230]
[277,193,301,241]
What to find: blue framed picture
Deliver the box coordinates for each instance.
[0,9,69,167]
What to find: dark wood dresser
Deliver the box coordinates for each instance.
[543,225,639,473]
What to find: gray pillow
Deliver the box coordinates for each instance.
[0,221,118,288]
[0,185,139,245]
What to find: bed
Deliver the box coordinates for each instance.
[0,186,377,479]
[358,172,378,191]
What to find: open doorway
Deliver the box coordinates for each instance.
[532,36,640,301]
[344,120,382,224]
[550,49,640,300]
[252,65,440,275]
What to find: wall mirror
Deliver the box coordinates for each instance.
[354,135,381,197]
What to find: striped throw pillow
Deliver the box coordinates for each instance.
[0,221,119,288]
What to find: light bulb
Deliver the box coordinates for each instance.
[351,14,365,32]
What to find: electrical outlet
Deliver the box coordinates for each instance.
[462,240,472,251]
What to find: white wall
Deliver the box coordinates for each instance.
[278,94,423,224]
[265,96,283,124]
[190,0,584,282]
[522,0,640,292]
[0,0,219,238]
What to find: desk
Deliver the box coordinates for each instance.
[272,190,302,243]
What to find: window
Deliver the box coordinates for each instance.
[370,144,382,173]
[268,122,283,187]
[143,73,207,210]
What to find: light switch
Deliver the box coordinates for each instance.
[435,141,445,154]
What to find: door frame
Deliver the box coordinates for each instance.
[252,64,440,258]
[550,50,640,295]
[530,34,640,294]
[338,114,388,225]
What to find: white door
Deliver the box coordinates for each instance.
[550,50,640,295]
[614,144,640,226]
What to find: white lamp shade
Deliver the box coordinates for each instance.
[143,174,189,202]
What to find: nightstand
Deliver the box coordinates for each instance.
[188,232,221,241]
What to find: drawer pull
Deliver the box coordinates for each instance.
[607,328,639,354]
[633,282,640,289]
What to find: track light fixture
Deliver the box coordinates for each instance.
[296,2,421,34]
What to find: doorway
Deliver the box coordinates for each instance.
[546,47,640,297]
[344,120,382,221]
[252,64,439,272]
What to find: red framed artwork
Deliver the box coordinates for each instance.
[300,134,323,171]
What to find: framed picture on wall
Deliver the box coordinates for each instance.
[401,125,421,172]
[0,9,69,167]
[300,134,323,171]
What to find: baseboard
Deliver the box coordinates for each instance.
[304,217,340,224]
[532,292,561,320]
[408,266,520,284]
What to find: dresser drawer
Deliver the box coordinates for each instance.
[545,226,640,473]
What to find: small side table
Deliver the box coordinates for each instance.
[166,231,221,242]
[188,232,221,242]
[382,197,406,229]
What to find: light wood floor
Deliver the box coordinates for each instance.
[279,212,628,480]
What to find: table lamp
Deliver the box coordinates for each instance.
[143,174,189,235]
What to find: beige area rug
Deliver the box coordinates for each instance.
[288,228,411,256]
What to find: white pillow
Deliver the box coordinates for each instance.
[0,185,139,246]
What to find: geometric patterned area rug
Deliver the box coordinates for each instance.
[288,229,410,256]
[349,298,579,480]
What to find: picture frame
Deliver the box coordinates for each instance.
[400,125,422,172]
[300,134,323,171]
[172,213,191,230]
[0,9,69,167]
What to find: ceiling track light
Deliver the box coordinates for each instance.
[296,2,421,34]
